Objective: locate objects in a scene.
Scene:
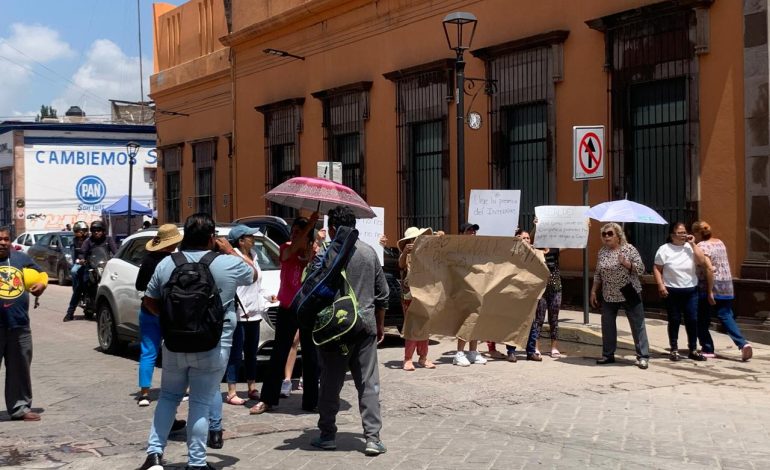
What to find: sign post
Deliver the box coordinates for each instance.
[573,126,605,325]
[317,162,342,184]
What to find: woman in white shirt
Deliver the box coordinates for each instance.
[653,222,707,362]
[224,226,272,404]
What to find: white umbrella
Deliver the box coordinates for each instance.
[585,200,667,225]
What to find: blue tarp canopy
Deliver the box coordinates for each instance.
[102,195,153,216]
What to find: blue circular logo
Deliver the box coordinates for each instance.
[76,175,106,204]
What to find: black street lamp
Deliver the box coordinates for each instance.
[126,141,140,235]
[443,12,477,229]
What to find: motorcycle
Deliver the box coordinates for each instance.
[79,245,111,320]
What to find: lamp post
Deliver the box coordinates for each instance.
[126,141,140,235]
[443,12,477,229]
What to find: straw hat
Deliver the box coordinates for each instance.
[398,226,433,251]
[145,224,183,252]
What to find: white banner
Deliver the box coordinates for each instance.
[23,144,156,230]
[468,189,521,236]
[533,205,590,249]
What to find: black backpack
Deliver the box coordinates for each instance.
[160,251,225,353]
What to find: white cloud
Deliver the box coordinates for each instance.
[52,39,151,120]
[0,23,75,118]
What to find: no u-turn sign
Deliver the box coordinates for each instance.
[573,126,605,180]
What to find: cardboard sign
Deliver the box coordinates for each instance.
[468,189,521,236]
[402,235,548,344]
[533,206,590,249]
[323,206,385,265]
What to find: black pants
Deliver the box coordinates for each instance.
[1,327,33,418]
[260,306,318,409]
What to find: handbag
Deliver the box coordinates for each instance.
[620,282,641,307]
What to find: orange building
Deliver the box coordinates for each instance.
[150,0,770,318]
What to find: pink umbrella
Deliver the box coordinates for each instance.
[264,176,376,218]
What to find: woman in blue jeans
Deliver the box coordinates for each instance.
[653,222,708,362]
[136,225,183,406]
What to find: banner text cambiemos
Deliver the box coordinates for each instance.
[35,149,157,165]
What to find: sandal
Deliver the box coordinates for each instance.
[418,358,436,369]
[225,394,246,405]
[403,360,416,371]
[248,389,260,401]
[550,349,561,358]
[249,401,272,415]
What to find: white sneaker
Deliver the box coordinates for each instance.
[453,351,471,366]
[280,379,292,397]
[466,350,487,365]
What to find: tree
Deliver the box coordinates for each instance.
[35,105,58,122]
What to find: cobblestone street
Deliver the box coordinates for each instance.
[1,285,769,469]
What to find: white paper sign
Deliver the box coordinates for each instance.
[533,205,590,249]
[323,206,385,265]
[468,189,521,236]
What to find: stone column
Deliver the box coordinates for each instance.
[742,0,770,279]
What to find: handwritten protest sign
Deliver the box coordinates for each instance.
[403,235,548,345]
[323,206,385,265]
[533,206,590,249]
[468,190,521,236]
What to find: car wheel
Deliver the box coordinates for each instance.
[97,303,125,355]
[57,265,70,286]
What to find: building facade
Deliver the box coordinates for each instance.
[151,0,770,317]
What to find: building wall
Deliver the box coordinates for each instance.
[152,0,751,279]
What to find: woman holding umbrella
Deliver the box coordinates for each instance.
[590,222,650,369]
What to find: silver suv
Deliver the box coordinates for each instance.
[95,224,282,357]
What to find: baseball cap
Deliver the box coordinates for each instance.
[228,225,262,244]
[459,223,479,234]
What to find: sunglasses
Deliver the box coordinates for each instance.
[601,231,615,237]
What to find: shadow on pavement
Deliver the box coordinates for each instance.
[275,429,369,454]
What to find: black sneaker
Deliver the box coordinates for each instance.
[688,351,707,361]
[596,356,615,365]
[62,313,74,322]
[207,429,223,449]
[670,350,681,362]
[185,464,215,470]
[139,453,164,470]
[171,419,187,433]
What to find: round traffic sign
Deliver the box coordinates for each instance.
[578,132,602,174]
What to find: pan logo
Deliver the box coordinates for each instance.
[76,175,106,204]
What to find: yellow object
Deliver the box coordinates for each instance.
[22,268,48,290]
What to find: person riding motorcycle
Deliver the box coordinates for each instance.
[63,221,90,322]
[76,220,118,319]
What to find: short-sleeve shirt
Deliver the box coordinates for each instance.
[0,251,42,329]
[146,250,253,347]
[594,244,645,303]
[277,242,309,307]
[697,240,734,299]
[654,242,698,288]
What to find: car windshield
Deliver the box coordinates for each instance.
[60,234,75,247]
[253,238,281,271]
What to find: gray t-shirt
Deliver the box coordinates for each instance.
[345,240,389,336]
[146,250,253,347]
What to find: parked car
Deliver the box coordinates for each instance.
[12,231,49,253]
[234,214,405,331]
[27,231,75,285]
[95,224,283,357]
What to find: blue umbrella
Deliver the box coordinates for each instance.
[585,199,667,225]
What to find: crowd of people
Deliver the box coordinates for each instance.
[0,207,755,470]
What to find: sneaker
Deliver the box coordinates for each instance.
[171,419,187,433]
[185,464,216,470]
[138,395,151,407]
[636,358,649,370]
[670,350,681,362]
[506,351,518,363]
[453,351,471,367]
[742,344,753,362]
[310,436,337,450]
[139,453,164,470]
[701,351,716,358]
[280,379,292,398]
[688,351,707,361]
[364,439,387,456]
[466,350,487,365]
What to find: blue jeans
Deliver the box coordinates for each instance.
[526,292,562,354]
[601,301,650,359]
[225,321,261,384]
[66,265,84,314]
[697,297,748,353]
[665,287,698,351]
[146,344,229,466]
[138,308,161,389]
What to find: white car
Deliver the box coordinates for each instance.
[95,224,282,358]
[13,231,50,253]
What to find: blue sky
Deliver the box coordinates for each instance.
[0,0,184,121]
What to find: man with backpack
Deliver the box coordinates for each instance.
[311,205,390,456]
[138,213,255,470]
